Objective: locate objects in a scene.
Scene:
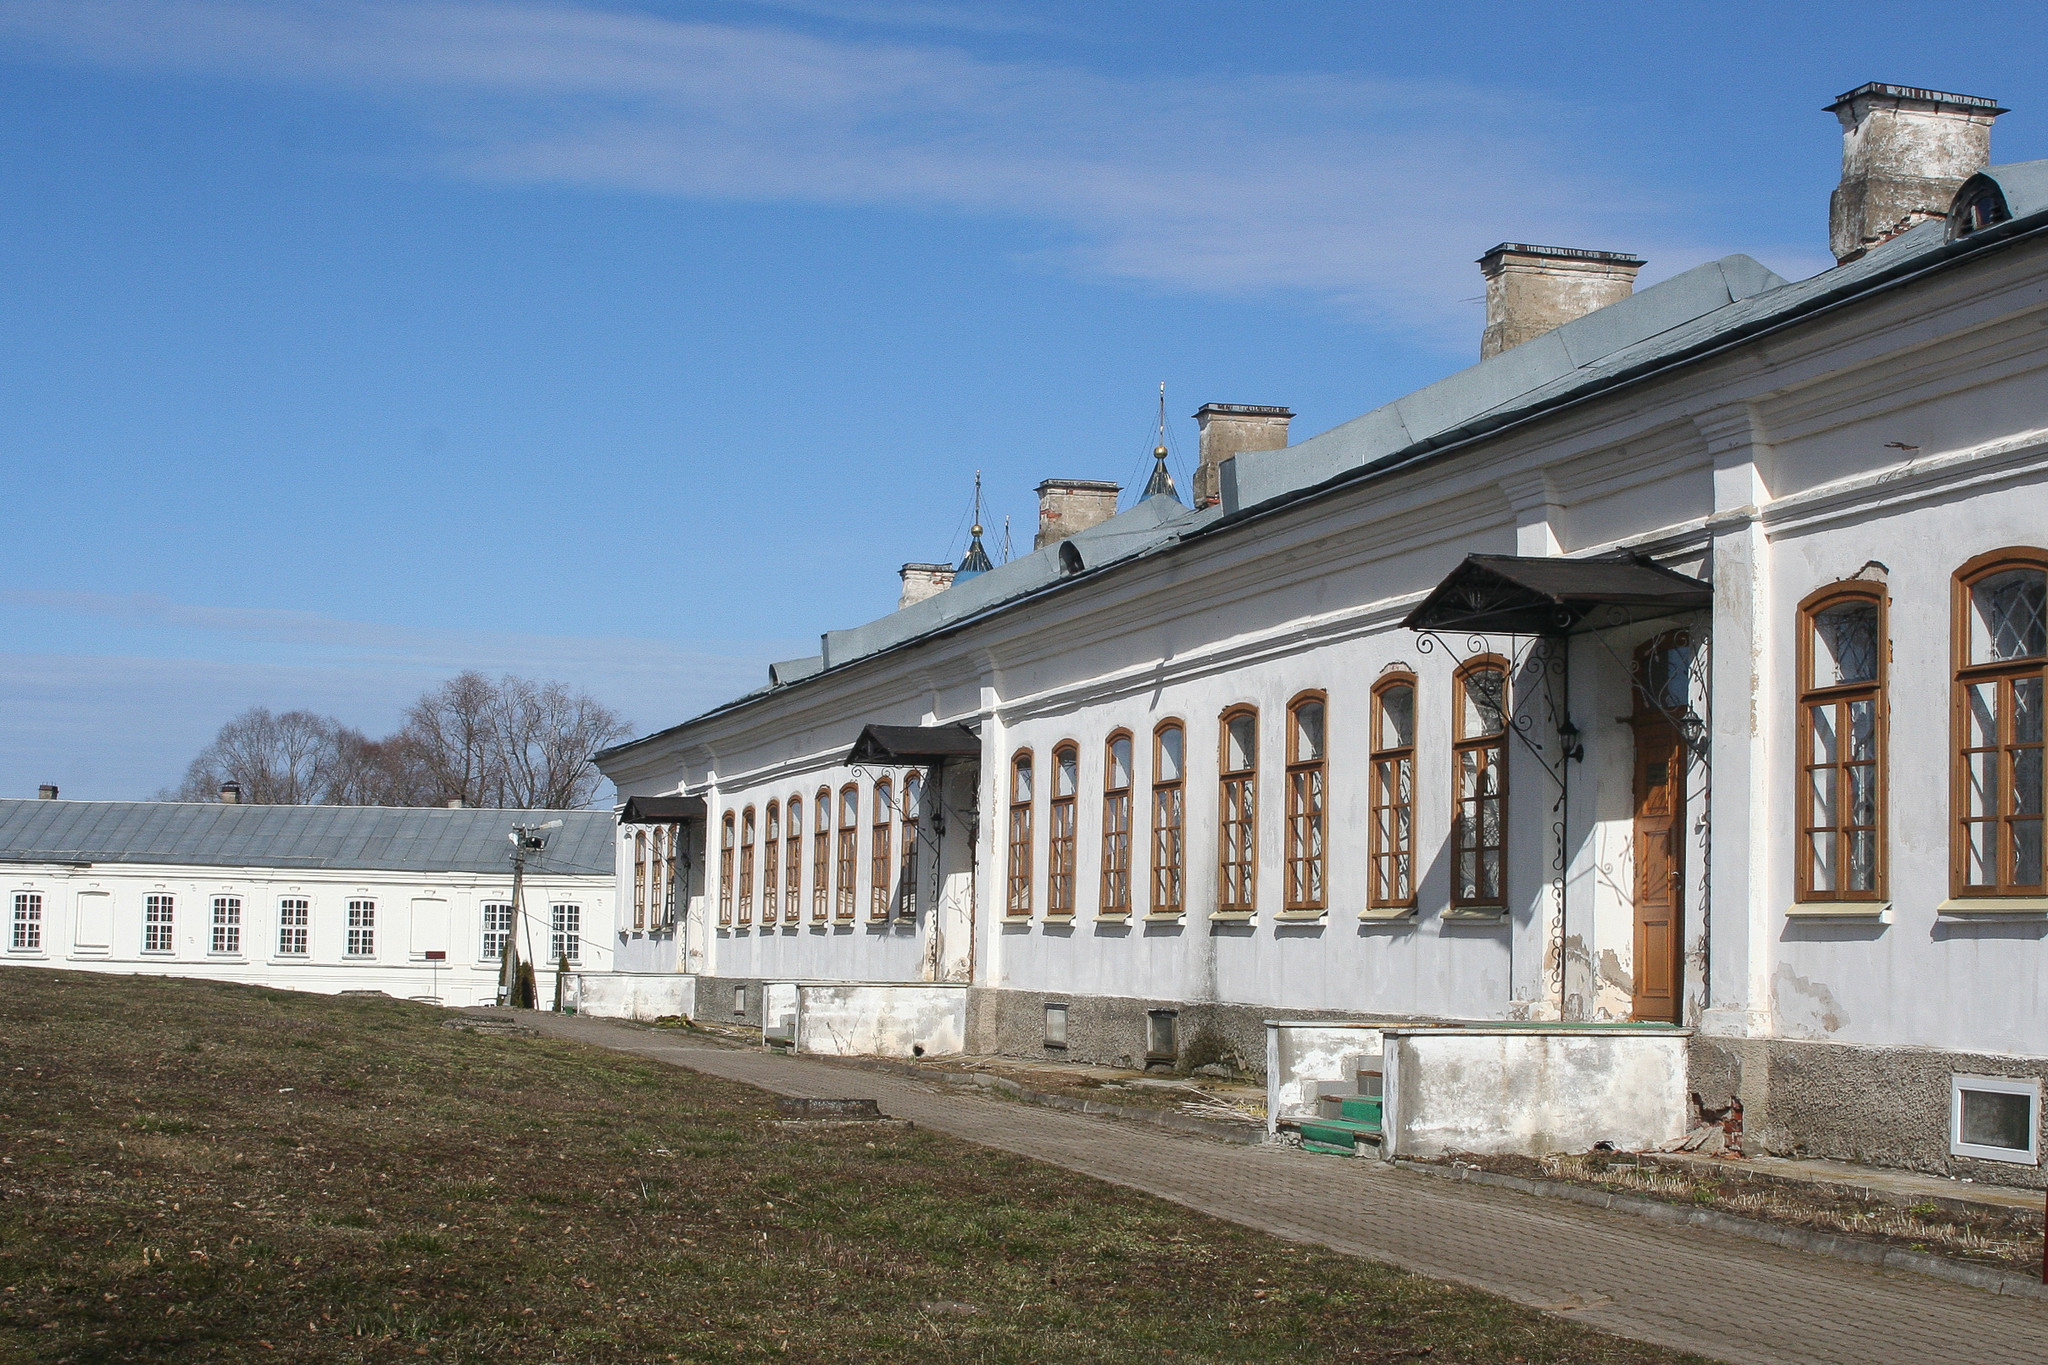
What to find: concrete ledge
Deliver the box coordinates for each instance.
[1394,1158,2048,1302]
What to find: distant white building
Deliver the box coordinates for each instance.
[0,797,614,1007]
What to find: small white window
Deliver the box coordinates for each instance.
[550,904,580,964]
[346,900,376,958]
[733,983,748,1017]
[277,898,309,956]
[210,897,242,956]
[144,894,175,953]
[12,893,42,952]
[481,902,514,961]
[1044,1002,1068,1048]
[1951,1074,2040,1164]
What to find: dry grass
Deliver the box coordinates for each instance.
[0,968,1712,1364]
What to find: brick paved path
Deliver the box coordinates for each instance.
[525,1014,2048,1365]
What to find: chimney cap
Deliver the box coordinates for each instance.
[1478,243,1646,269]
[219,781,242,803]
[1192,403,1294,420]
[1825,83,2006,117]
[1033,478,1121,494]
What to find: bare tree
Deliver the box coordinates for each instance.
[400,671,500,808]
[166,708,350,804]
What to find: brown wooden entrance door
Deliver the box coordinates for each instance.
[1631,717,1685,1023]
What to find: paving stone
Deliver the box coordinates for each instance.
[529,1015,2048,1365]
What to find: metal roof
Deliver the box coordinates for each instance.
[618,795,706,824]
[843,723,981,766]
[1403,554,1713,636]
[0,800,616,877]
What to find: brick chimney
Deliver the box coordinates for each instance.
[37,784,57,800]
[898,562,956,609]
[1192,404,1292,508]
[1034,480,1120,550]
[219,781,241,804]
[1827,83,2004,264]
[1479,244,1644,359]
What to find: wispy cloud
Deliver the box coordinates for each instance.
[0,0,1813,338]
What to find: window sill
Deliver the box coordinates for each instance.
[1786,901,1889,920]
[1208,911,1256,923]
[1359,906,1418,922]
[1095,911,1131,922]
[1274,910,1327,922]
[999,914,1034,924]
[1938,897,2048,917]
[1042,914,1076,925]
[1443,906,1507,922]
[1141,912,1185,922]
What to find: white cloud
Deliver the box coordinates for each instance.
[0,0,1814,340]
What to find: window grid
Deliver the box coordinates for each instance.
[900,775,921,921]
[210,896,242,956]
[345,900,375,958]
[1284,695,1327,912]
[738,806,756,926]
[1370,675,1418,910]
[812,787,832,922]
[278,898,310,956]
[1954,552,2048,897]
[633,828,648,930]
[870,780,894,920]
[1798,588,1886,901]
[836,785,859,921]
[1101,732,1133,916]
[1007,752,1035,917]
[763,801,782,925]
[550,904,581,964]
[144,894,174,953]
[1048,743,1079,916]
[718,812,735,926]
[12,892,42,951]
[1453,661,1509,910]
[782,796,802,924]
[1150,724,1185,916]
[1218,708,1258,914]
[480,902,512,962]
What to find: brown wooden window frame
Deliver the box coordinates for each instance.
[1101,730,1134,917]
[1150,721,1185,917]
[1452,658,1509,912]
[1369,672,1418,912]
[763,800,782,924]
[1006,750,1035,917]
[1796,583,1888,904]
[784,795,804,924]
[812,786,832,922]
[737,805,756,926]
[900,773,921,920]
[1048,741,1080,917]
[870,779,895,921]
[1284,691,1328,914]
[836,783,859,921]
[1218,705,1259,915]
[1951,548,2048,899]
[633,828,648,930]
[718,811,735,927]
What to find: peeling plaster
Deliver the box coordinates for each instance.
[1772,963,1849,1038]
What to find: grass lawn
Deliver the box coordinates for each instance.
[0,968,1709,1364]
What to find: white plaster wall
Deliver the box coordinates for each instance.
[796,983,968,1057]
[1266,1022,1385,1129]
[574,971,695,1021]
[1384,1029,1691,1157]
[0,862,611,1008]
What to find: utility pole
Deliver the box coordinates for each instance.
[502,819,561,1008]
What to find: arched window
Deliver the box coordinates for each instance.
[812,786,832,922]
[741,809,759,926]
[784,795,804,924]
[1453,660,1509,911]
[661,825,678,927]
[1218,706,1259,914]
[900,774,922,919]
[1006,751,1035,917]
[1285,693,1327,913]
[870,779,895,920]
[718,811,735,927]
[1150,722,1185,916]
[836,784,859,920]
[1954,550,2048,898]
[633,828,649,930]
[1798,586,1887,902]
[1048,742,1080,916]
[1101,731,1134,916]
[763,801,782,923]
[1370,674,1417,912]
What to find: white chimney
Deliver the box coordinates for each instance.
[1827,83,2004,264]
[1479,244,1643,359]
[898,562,956,610]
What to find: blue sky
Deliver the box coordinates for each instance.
[3,0,2045,800]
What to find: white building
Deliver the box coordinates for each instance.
[0,797,613,1007]
[597,85,2048,1182]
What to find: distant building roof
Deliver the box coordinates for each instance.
[0,800,615,877]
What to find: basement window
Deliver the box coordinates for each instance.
[733,984,748,1018]
[1950,1074,2040,1164]
[1044,1003,1068,1049]
[1146,1009,1177,1062]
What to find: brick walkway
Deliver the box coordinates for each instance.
[524,1014,2048,1365]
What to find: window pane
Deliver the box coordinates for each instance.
[1808,830,1837,893]
[1056,748,1078,797]
[1960,1088,2034,1151]
[1847,698,1877,765]
[1225,714,1256,772]
[1156,727,1183,782]
[1459,748,1480,799]
[2016,820,2044,888]
[1292,701,1325,762]
[1971,569,2048,663]
[1847,761,1877,829]
[876,784,893,821]
[1812,601,1880,685]
[841,788,857,824]
[1013,756,1033,802]
[1809,704,1838,768]
[2017,677,2044,746]
[1378,684,1414,750]
[1968,682,2000,749]
[1463,668,1506,737]
[1109,736,1132,789]
[788,798,802,835]
[1809,763,1838,831]
[904,776,921,821]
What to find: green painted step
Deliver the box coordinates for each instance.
[1298,1118,1382,1152]
[1338,1096,1383,1127]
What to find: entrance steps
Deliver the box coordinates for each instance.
[1294,1068,1382,1156]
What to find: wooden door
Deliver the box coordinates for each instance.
[1631,718,1685,1023]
